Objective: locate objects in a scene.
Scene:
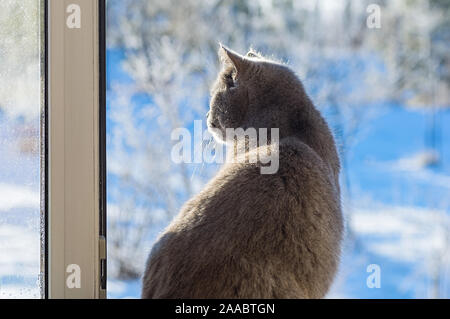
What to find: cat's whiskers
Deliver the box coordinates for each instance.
[190,135,214,181]
[199,136,214,177]
[211,139,218,163]
[190,164,198,182]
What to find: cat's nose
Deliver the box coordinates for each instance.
[205,111,210,119]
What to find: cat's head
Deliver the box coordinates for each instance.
[208,45,301,144]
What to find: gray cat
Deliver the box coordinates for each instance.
[142,46,343,299]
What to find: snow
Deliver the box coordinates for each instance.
[0,224,40,299]
[391,151,440,171]
[0,183,39,211]
[0,120,41,299]
[351,205,449,263]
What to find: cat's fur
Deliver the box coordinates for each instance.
[141,46,343,299]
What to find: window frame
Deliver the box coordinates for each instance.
[43,0,106,299]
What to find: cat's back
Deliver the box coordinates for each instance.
[142,137,342,299]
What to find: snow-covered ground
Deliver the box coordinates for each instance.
[0,118,40,298]
[327,203,450,298]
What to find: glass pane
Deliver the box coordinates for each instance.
[107,1,450,299]
[0,0,44,298]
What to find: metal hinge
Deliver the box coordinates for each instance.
[99,235,106,298]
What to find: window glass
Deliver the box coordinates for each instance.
[0,0,43,298]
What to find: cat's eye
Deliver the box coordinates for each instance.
[224,72,236,87]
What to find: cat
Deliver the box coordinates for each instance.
[141,45,343,299]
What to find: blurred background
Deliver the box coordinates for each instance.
[105,0,450,298]
[0,0,449,298]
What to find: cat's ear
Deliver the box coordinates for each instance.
[218,44,251,75]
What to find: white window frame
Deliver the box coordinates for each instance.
[45,0,106,299]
